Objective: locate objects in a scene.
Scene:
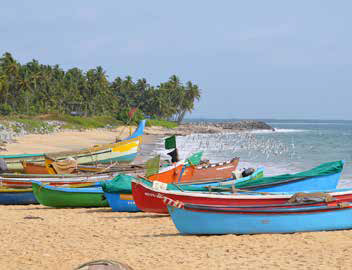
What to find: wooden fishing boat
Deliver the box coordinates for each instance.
[101,167,263,196]
[147,157,239,183]
[0,120,146,172]
[22,161,49,174]
[0,187,37,205]
[32,181,109,208]
[166,197,352,235]
[0,173,114,188]
[104,192,139,212]
[131,160,344,213]
[21,159,146,175]
[96,164,261,212]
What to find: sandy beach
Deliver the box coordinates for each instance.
[1,128,352,269]
[2,205,352,270]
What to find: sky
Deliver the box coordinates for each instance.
[1,1,352,119]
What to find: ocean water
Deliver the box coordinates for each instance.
[155,119,352,188]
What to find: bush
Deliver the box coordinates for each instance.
[0,104,12,116]
[116,108,144,125]
[147,119,178,128]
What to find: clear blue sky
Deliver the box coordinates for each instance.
[2,1,352,119]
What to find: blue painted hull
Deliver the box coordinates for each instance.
[252,172,341,192]
[168,204,352,235]
[98,153,138,163]
[104,192,140,212]
[0,191,38,205]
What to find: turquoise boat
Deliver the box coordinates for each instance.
[166,198,352,235]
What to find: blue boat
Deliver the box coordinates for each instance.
[104,192,140,212]
[0,188,38,205]
[167,199,352,235]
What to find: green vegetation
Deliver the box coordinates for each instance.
[0,113,178,134]
[0,52,201,124]
[147,119,178,128]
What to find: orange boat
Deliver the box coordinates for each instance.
[147,157,239,183]
[22,161,49,174]
[22,159,81,175]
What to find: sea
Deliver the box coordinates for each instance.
[154,119,352,188]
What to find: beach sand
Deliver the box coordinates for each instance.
[1,126,160,155]
[0,129,352,269]
[2,205,352,270]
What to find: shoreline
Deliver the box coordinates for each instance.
[0,119,274,155]
[0,127,162,156]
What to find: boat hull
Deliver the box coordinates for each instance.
[104,192,140,212]
[247,172,342,192]
[0,174,113,188]
[32,182,109,208]
[148,158,239,183]
[132,173,344,214]
[0,120,146,171]
[167,204,352,235]
[0,189,37,205]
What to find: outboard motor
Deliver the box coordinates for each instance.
[242,168,255,177]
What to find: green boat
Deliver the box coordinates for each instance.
[32,181,108,208]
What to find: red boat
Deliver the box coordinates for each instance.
[147,158,239,183]
[131,181,352,214]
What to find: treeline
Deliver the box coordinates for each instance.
[0,52,200,123]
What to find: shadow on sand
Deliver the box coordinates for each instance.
[142,232,182,238]
[99,214,169,219]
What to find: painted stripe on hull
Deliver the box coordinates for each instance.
[97,153,138,163]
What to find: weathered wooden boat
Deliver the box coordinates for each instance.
[147,157,239,183]
[0,120,146,172]
[22,150,202,175]
[104,192,139,212]
[32,181,109,208]
[0,173,114,188]
[0,187,37,205]
[132,160,344,213]
[166,197,352,235]
[22,159,147,175]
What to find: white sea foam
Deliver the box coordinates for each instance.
[268,122,352,125]
[248,128,307,134]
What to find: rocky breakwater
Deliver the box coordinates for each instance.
[145,120,274,136]
[178,120,274,135]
